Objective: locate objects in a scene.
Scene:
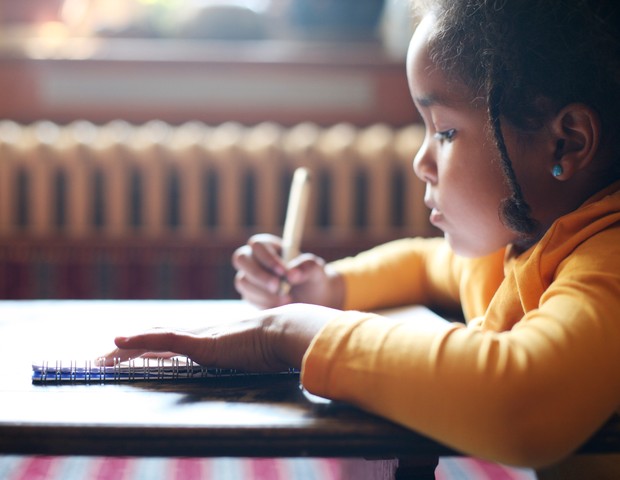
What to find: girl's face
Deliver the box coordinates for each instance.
[408,15,526,257]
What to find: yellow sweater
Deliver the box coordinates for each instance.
[301,181,620,468]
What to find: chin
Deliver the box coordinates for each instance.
[444,234,502,258]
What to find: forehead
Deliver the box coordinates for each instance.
[407,14,478,110]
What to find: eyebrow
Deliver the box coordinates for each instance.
[414,93,450,108]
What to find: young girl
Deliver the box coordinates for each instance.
[103,0,620,473]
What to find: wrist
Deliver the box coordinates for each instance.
[324,265,346,309]
[267,304,338,369]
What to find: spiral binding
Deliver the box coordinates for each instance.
[32,357,298,383]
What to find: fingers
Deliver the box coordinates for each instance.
[232,234,284,275]
[117,331,206,359]
[97,330,212,366]
[248,234,287,273]
[97,347,148,365]
[232,234,288,306]
[234,271,291,309]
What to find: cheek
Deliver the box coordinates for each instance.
[471,140,512,195]
[507,143,549,205]
[440,145,509,216]
[496,128,546,195]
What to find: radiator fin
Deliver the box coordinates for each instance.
[0,120,431,240]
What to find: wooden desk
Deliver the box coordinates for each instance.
[1,301,619,480]
[0,300,452,479]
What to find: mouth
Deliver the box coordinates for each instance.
[424,189,444,228]
[429,208,444,227]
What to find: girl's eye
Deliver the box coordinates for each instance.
[433,129,456,143]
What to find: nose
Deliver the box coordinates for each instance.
[413,136,437,184]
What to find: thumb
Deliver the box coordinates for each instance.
[287,254,326,285]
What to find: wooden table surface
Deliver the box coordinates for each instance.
[1,300,618,479]
[0,300,454,479]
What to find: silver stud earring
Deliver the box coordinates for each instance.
[552,164,563,178]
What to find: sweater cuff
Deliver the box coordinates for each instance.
[300,310,370,397]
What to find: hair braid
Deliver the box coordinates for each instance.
[487,81,538,236]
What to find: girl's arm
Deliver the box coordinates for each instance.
[330,237,464,313]
[302,246,620,468]
[232,234,468,314]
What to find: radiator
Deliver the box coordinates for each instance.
[0,120,430,240]
[0,120,431,299]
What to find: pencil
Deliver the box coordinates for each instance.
[280,167,312,295]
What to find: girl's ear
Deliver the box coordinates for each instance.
[549,103,601,180]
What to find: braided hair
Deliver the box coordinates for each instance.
[412,0,620,235]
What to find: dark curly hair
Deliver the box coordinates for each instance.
[412,0,620,236]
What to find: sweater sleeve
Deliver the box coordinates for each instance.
[302,231,620,468]
[328,237,462,312]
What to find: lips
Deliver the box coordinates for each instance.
[424,190,444,227]
[424,198,444,227]
[428,207,443,226]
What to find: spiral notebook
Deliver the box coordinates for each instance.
[32,357,297,383]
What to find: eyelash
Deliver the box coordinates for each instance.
[433,129,456,143]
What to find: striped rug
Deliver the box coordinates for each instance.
[0,455,536,479]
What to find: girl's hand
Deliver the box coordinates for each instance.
[232,234,345,309]
[98,304,338,371]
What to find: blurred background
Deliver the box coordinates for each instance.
[0,0,432,300]
[0,0,416,126]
